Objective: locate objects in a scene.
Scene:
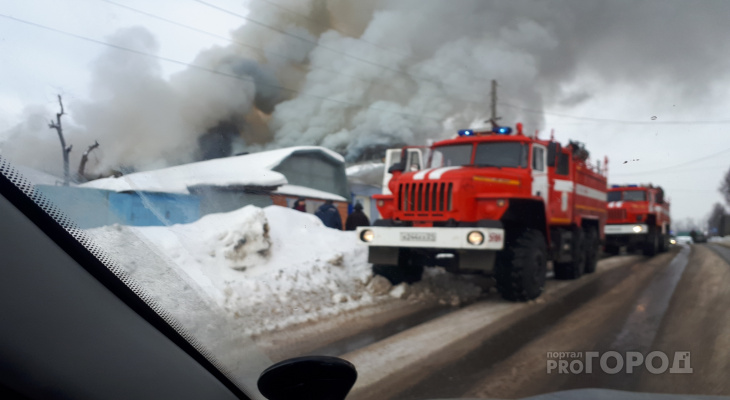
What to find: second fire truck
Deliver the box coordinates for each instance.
[604,184,671,255]
[357,124,608,301]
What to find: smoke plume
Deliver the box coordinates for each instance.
[3,0,730,175]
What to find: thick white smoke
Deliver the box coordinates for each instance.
[3,0,730,174]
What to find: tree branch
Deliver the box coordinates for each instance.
[78,141,100,181]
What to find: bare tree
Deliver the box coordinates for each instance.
[708,202,727,236]
[722,166,730,206]
[48,95,72,186]
[77,140,100,181]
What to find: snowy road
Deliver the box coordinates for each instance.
[353,244,730,400]
[87,207,730,400]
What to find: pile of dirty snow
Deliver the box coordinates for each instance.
[87,205,484,336]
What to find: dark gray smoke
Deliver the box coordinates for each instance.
[3,0,730,172]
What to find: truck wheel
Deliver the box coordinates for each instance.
[495,229,547,301]
[584,227,599,274]
[643,228,659,256]
[658,233,669,253]
[555,228,586,280]
[372,250,424,285]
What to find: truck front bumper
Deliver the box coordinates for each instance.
[355,226,505,250]
[604,224,649,235]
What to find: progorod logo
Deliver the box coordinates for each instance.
[546,351,692,374]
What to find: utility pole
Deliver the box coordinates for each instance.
[490,79,497,121]
[488,80,501,129]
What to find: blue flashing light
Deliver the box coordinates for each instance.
[493,126,512,135]
[458,129,474,136]
[611,185,620,188]
[627,184,638,187]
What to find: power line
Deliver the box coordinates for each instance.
[611,148,730,177]
[0,13,444,123]
[500,102,730,125]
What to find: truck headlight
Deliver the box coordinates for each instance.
[632,225,643,233]
[467,231,484,245]
[360,229,374,242]
[670,238,676,245]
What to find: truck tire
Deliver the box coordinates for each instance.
[643,228,659,256]
[658,232,669,253]
[372,250,424,285]
[584,227,599,274]
[495,229,547,301]
[554,228,586,280]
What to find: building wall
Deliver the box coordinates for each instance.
[274,152,350,199]
[35,185,200,229]
[193,188,273,216]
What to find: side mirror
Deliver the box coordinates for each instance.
[258,356,357,400]
[547,142,561,167]
[388,161,405,174]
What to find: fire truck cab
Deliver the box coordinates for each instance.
[357,124,608,301]
[604,184,671,255]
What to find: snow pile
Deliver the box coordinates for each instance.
[87,205,484,336]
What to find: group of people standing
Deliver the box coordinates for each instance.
[291,197,370,231]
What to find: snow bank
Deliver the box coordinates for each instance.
[87,205,484,336]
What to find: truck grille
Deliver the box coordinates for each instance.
[398,182,453,212]
[608,209,626,220]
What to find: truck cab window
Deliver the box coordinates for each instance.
[407,151,422,171]
[532,147,545,171]
[607,191,622,202]
[556,153,570,175]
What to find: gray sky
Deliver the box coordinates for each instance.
[0,0,728,224]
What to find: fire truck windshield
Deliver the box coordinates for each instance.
[623,190,647,201]
[474,142,527,168]
[429,144,473,167]
[609,190,647,202]
[429,142,528,168]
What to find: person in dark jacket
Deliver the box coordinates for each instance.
[345,202,370,231]
[292,197,307,212]
[315,200,343,230]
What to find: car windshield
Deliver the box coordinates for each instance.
[3,1,730,399]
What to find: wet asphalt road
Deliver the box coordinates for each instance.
[391,244,730,399]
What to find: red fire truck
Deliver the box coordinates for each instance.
[604,184,671,256]
[357,124,608,301]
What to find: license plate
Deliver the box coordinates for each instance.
[400,232,436,242]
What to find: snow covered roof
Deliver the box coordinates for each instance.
[274,184,347,202]
[80,146,343,194]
